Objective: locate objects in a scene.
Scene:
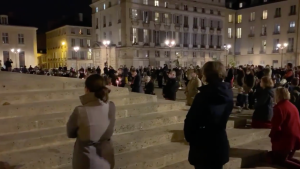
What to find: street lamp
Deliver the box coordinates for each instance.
[223,44,231,67]
[73,46,80,71]
[277,43,288,68]
[103,40,110,67]
[165,39,175,68]
[11,48,21,68]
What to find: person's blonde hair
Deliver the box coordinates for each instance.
[261,76,274,88]
[275,87,290,103]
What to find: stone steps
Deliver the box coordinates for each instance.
[0,129,270,169]
[0,88,130,105]
[0,119,269,154]
[0,98,181,120]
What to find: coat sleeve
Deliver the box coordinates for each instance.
[102,102,116,140]
[67,107,79,138]
[184,93,201,143]
[269,106,283,138]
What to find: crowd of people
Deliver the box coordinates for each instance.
[3,56,300,168]
[64,61,300,169]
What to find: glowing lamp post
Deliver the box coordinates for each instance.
[165,39,175,68]
[103,40,110,67]
[223,44,231,67]
[277,43,288,68]
[11,48,21,68]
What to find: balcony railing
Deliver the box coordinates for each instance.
[273,31,280,35]
[288,29,295,33]
[289,12,296,16]
[260,33,267,36]
[272,50,279,53]
[274,14,281,18]
[248,51,254,54]
[200,44,205,48]
[248,34,255,37]
[260,50,266,54]
[287,48,294,52]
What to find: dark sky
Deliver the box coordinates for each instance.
[0,0,91,32]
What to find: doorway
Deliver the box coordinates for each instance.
[19,51,25,67]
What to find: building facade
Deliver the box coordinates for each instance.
[45,25,93,69]
[0,15,38,68]
[90,0,234,68]
[228,0,300,67]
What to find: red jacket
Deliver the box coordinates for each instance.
[270,100,300,151]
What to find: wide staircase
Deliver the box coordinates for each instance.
[0,72,273,169]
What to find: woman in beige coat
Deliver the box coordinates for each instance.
[185,70,202,106]
[67,74,116,169]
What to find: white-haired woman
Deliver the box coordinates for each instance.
[144,76,154,95]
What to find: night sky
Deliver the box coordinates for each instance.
[1,0,91,33]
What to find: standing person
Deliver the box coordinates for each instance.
[144,76,154,95]
[185,70,202,106]
[283,63,294,83]
[267,87,300,168]
[4,58,13,71]
[129,69,142,93]
[242,68,255,110]
[67,74,116,169]
[236,66,245,108]
[163,71,179,101]
[251,76,274,128]
[123,65,129,84]
[184,61,233,169]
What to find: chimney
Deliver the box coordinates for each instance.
[78,13,83,22]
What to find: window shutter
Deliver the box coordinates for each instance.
[129,8,132,18]
[179,32,182,44]
[173,14,176,24]
[149,30,152,43]
[138,10,142,20]
[179,15,182,24]
[148,11,152,21]
[138,28,143,42]
[130,27,133,42]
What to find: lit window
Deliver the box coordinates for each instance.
[2,33,9,44]
[237,15,242,23]
[262,10,268,19]
[103,3,106,9]
[228,28,232,38]
[155,12,160,22]
[96,7,99,12]
[250,12,255,21]
[143,0,148,5]
[132,28,137,43]
[228,14,232,22]
[155,0,159,6]
[290,21,296,28]
[131,9,138,18]
[239,3,243,8]
[236,28,242,38]
[87,40,91,47]
[165,2,168,8]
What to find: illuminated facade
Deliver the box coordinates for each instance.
[0,15,38,68]
[45,25,92,69]
[228,0,300,67]
[90,0,235,68]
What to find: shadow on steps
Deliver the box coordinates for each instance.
[230,148,268,168]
